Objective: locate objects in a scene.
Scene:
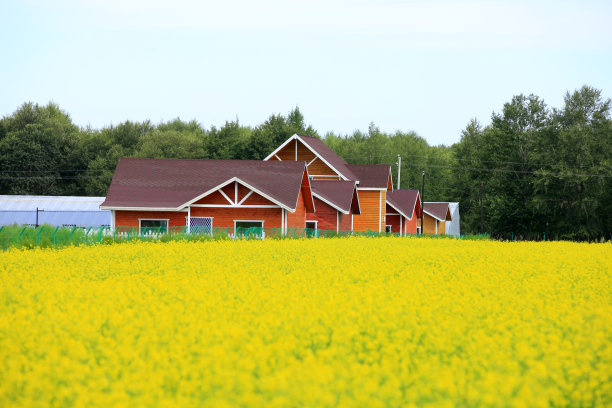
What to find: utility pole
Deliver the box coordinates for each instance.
[420,168,425,234]
[396,155,401,190]
[480,182,484,234]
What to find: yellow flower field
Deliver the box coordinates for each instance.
[1,238,610,407]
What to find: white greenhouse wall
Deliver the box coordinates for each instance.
[0,195,110,227]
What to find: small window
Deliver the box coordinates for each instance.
[234,221,264,238]
[140,219,168,234]
[305,221,317,238]
[416,227,422,234]
[385,225,392,233]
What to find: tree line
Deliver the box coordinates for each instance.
[1,85,610,239]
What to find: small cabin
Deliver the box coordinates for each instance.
[385,190,421,235]
[418,202,453,235]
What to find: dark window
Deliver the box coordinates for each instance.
[235,221,264,238]
[140,219,168,233]
[235,221,263,229]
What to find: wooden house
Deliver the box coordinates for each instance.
[100,158,315,235]
[307,180,360,232]
[418,202,453,235]
[385,189,421,235]
[265,134,392,232]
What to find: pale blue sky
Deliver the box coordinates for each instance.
[1,0,611,146]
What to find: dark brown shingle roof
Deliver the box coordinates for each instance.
[100,158,307,211]
[387,190,420,219]
[346,164,391,188]
[423,202,452,221]
[310,180,360,214]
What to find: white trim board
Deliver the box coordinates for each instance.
[190,204,279,208]
[101,206,188,212]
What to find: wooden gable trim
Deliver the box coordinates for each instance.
[263,134,351,181]
[179,177,295,212]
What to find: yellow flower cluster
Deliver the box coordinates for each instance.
[1,238,610,407]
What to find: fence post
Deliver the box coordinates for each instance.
[127,227,133,240]
[97,227,106,243]
[19,226,27,242]
[37,226,44,245]
[85,226,93,245]
[53,226,60,245]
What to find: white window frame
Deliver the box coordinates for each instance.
[138,218,169,234]
[385,225,392,233]
[233,220,265,239]
[305,220,318,238]
[305,220,318,229]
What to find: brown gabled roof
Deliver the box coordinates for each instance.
[296,135,359,180]
[100,158,307,211]
[310,180,360,214]
[424,202,452,221]
[387,190,420,220]
[346,164,392,188]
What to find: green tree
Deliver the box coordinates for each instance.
[0,102,83,195]
[80,120,153,196]
[245,107,318,160]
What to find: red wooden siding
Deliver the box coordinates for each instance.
[193,190,230,205]
[286,187,306,228]
[191,207,282,229]
[221,183,235,200]
[306,197,337,230]
[115,210,187,228]
[338,211,351,231]
[242,190,275,205]
[237,183,251,202]
[405,215,417,234]
[386,213,402,234]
